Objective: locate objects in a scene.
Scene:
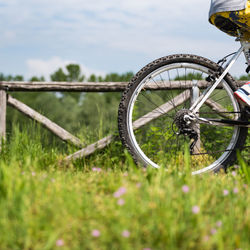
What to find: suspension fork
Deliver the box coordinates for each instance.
[189,45,244,114]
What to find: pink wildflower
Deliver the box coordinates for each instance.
[92,229,101,237]
[56,239,64,246]
[203,235,210,242]
[192,205,200,214]
[136,182,142,188]
[122,230,130,238]
[143,248,151,250]
[216,220,222,227]
[223,189,229,196]
[210,228,217,235]
[233,187,239,194]
[232,171,237,177]
[117,198,125,206]
[31,172,36,176]
[92,167,102,172]
[182,185,189,193]
[113,187,127,198]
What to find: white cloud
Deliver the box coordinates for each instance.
[26,57,106,80]
[0,0,245,77]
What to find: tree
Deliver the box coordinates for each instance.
[50,64,85,102]
[50,64,85,82]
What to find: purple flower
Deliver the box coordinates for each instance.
[216,220,222,227]
[210,228,217,235]
[192,205,200,214]
[92,167,102,172]
[113,187,127,198]
[182,185,189,193]
[232,171,237,177]
[223,189,229,196]
[122,230,130,238]
[203,235,210,242]
[56,239,64,246]
[233,187,239,194]
[136,182,142,188]
[117,198,125,206]
[92,229,101,237]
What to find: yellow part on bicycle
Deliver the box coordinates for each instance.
[210,0,250,40]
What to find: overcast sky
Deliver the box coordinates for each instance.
[0,0,246,80]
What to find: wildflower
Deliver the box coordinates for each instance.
[122,230,130,238]
[117,198,125,206]
[233,187,239,194]
[223,189,229,196]
[203,235,210,242]
[136,182,141,188]
[92,167,102,172]
[113,187,127,198]
[192,205,200,214]
[143,248,151,250]
[182,185,189,193]
[92,229,101,237]
[232,171,237,177]
[216,220,222,227]
[31,172,36,176]
[56,239,64,246]
[210,228,217,235]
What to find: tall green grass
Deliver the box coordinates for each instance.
[0,125,249,250]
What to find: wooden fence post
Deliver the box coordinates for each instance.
[0,90,7,148]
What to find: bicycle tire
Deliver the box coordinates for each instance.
[118,54,248,174]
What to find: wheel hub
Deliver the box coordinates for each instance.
[173,109,199,153]
[174,109,196,134]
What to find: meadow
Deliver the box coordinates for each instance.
[0,125,249,250]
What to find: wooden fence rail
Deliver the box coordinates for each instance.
[0,80,245,161]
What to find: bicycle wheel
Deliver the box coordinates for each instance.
[118,54,248,174]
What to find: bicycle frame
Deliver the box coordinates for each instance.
[189,39,250,128]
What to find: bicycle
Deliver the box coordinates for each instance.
[118,35,250,175]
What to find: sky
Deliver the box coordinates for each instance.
[0,0,247,80]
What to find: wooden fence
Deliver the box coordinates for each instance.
[0,80,245,161]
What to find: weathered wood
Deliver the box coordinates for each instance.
[0,81,245,92]
[0,90,7,143]
[0,81,128,92]
[65,135,113,161]
[205,98,234,119]
[190,85,201,154]
[7,95,83,147]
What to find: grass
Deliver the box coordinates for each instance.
[0,125,249,250]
